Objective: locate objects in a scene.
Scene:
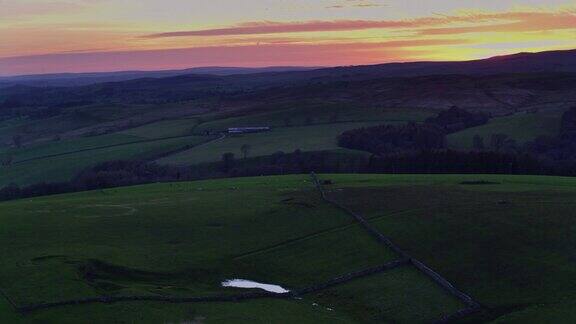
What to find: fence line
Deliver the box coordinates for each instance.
[309,173,482,322]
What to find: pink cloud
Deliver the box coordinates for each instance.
[142,11,576,38]
[142,19,446,38]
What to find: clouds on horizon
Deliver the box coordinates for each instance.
[1,3,574,75]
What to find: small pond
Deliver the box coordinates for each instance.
[221,279,290,293]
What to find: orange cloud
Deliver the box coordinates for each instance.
[142,10,576,38]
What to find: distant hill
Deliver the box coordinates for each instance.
[0,66,322,88]
[2,49,574,89]
[1,48,575,128]
[238,48,576,84]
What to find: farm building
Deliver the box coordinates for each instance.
[227,127,271,134]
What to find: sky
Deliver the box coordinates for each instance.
[0,0,574,75]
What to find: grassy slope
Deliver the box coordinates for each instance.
[119,118,199,139]
[321,173,576,322]
[0,115,96,145]
[4,173,575,322]
[448,109,563,150]
[0,135,209,186]
[0,118,205,164]
[157,122,380,165]
[0,134,143,162]
[312,266,464,324]
[4,299,353,324]
[0,175,461,323]
[490,302,576,324]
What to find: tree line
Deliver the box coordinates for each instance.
[0,147,561,202]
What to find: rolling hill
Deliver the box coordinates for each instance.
[0,66,322,88]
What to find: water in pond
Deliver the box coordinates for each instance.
[222,279,290,293]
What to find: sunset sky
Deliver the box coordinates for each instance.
[0,0,575,75]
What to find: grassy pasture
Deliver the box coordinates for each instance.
[0,176,385,302]
[0,133,143,163]
[157,122,381,165]
[448,109,563,150]
[0,135,210,186]
[490,302,576,324]
[0,118,204,165]
[322,173,576,322]
[0,175,463,323]
[194,105,433,133]
[311,266,465,323]
[3,173,574,322]
[119,118,199,139]
[0,115,97,146]
[4,298,353,324]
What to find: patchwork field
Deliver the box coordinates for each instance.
[157,122,381,165]
[119,118,199,139]
[0,106,433,187]
[2,103,569,188]
[0,174,575,323]
[0,135,212,186]
[193,105,434,133]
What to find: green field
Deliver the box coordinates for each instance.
[0,135,211,186]
[0,134,142,163]
[119,118,199,139]
[448,109,564,150]
[2,298,353,324]
[322,173,576,322]
[159,105,434,166]
[157,122,380,165]
[1,173,575,322]
[0,115,220,188]
[0,174,470,323]
[194,105,434,133]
